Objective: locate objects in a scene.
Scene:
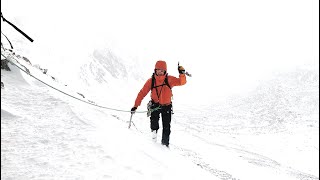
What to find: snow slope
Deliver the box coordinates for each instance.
[1,52,319,180]
[1,56,214,180]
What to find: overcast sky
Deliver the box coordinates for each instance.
[2,0,319,99]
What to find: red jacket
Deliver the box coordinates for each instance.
[134,74,186,107]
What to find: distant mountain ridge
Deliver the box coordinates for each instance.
[224,67,319,134]
[79,49,127,86]
[78,48,146,89]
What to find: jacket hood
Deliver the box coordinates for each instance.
[155,60,167,71]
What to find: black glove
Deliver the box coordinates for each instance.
[178,66,185,74]
[131,107,137,114]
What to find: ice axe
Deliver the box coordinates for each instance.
[178,62,192,77]
[128,113,133,129]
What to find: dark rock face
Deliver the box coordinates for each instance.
[1,59,11,71]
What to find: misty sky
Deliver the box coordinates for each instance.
[1,0,319,100]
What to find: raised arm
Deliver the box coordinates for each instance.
[168,74,186,87]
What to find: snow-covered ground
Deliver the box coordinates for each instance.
[1,0,319,179]
[1,55,214,180]
[1,51,318,180]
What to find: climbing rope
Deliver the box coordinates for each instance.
[1,32,14,49]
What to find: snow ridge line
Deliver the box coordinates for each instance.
[2,53,146,114]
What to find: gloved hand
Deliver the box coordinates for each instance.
[178,66,185,74]
[131,107,137,114]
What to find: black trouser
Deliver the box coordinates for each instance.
[150,102,172,146]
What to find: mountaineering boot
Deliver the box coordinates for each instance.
[161,134,170,147]
[161,141,169,148]
[151,130,157,142]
